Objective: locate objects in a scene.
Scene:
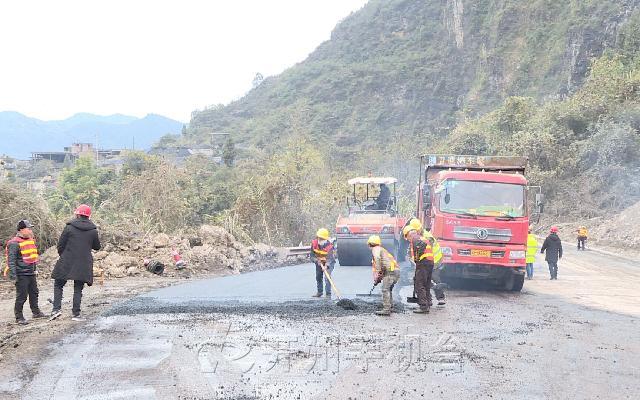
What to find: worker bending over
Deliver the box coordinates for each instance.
[367,235,399,316]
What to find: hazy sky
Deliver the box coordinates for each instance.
[0,0,367,122]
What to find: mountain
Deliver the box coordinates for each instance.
[0,112,183,159]
[187,0,640,154]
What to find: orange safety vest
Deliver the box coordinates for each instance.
[409,237,434,263]
[311,238,334,261]
[5,236,39,265]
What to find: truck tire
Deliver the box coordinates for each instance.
[504,273,524,292]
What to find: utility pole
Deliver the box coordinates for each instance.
[95,133,99,165]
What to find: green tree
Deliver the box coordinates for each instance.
[47,157,115,216]
[222,136,237,167]
[181,124,188,136]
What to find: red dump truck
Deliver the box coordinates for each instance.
[416,155,541,291]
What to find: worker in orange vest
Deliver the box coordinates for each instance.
[6,220,45,325]
[404,225,435,314]
[310,228,335,297]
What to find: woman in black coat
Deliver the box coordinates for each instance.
[50,205,101,321]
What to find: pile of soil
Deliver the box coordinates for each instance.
[35,225,304,280]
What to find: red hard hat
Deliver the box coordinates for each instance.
[550,226,559,233]
[75,204,92,217]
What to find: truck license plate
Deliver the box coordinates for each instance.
[470,249,491,257]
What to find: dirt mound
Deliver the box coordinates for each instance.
[588,201,640,248]
[34,224,303,281]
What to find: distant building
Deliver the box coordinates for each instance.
[31,143,122,165]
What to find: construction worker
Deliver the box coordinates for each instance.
[541,226,563,280]
[6,220,45,325]
[526,226,538,280]
[576,226,588,251]
[404,225,434,314]
[310,228,335,298]
[367,235,400,316]
[408,218,445,305]
[50,205,101,321]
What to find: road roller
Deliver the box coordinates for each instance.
[335,177,407,266]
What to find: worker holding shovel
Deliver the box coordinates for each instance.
[310,228,336,298]
[368,235,399,316]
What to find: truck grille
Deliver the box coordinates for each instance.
[453,226,512,242]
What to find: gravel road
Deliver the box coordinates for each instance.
[1,245,638,400]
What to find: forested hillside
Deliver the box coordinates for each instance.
[187,0,639,153]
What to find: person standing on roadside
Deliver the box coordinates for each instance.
[7,220,45,325]
[50,205,101,321]
[541,226,562,280]
[526,226,538,280]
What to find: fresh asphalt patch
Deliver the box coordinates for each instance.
[103,296,406,319]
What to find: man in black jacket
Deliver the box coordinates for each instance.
[541,226,563,280]
[50,204,101,321]
[7,220,45,324]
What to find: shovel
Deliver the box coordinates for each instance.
[356,282,381,297]
[407,271,419,303]
[321,262,356,310]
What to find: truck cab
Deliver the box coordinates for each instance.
[418,155,531,291]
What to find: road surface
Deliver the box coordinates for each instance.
[1,246,638,399]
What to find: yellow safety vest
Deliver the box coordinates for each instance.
[526,234,538,264]
[422,231,442,264]
[578,228,588,237]
[372,246,398,272]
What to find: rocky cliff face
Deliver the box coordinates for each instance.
[188,0,640,153]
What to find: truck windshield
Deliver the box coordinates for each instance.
[438,179,525,217]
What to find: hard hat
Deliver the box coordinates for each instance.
[402,225,416,238]
[409,218,423,231]
[316,228,330,240]
[75,204,92,217]
[367,235,381,246]
[550,226,559,233]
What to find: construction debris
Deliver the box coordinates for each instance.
[34,224,305,281]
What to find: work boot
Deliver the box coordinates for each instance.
[325,293,332,298]
[71,314,86,322]
[311,293,322,298]
[375,309,391,316]
[437,298,446,306]
[49,309,62,321]
[413,307,429,314]
[16,318,28,325]
[32,311,46,319]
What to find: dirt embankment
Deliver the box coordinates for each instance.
[537,200,640,259]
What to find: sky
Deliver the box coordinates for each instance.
[0,0,367,122]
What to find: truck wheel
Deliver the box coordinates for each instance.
[504,273,524,292]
